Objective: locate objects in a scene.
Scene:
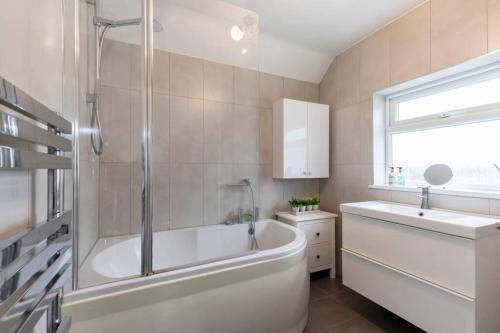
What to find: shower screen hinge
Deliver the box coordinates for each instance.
[85,0,97,6]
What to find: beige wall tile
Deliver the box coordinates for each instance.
[431,0,487,71]
[152,93,170,164]
[234,67,259,107]
[170,53,203,98]
[99,163,131,237]
[488,0,500,52]
[203,164,233,225]
[153,49,170,94]
[359,28,390,101]
[284,78,306,100]
[170,163,203,229]
[100,39,131,89]
[170,143,203,163]
[319,58,337,108]
[333,105,361,165]
[233,105,260,164]
[204,101,233,163]
[336,45,360,108]
[359,99,373,165]
[319,177,338,213]
[334,164,361,205]
[129,44,141,91]
[305,82,320,103]
[259,109,273,164]
[130,91,142,163]
[389,2,431,84]
[232,164,260,214]
[259,72,284,108]
[170,96,203,144]
[204,61,234,103]
[259,164,286,218]
[283,179,320,202]
[100,86,131,163]
[153,163,170,231]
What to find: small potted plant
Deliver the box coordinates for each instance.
[288,197,301,213]
[304,198,313,211]
[311,197,320,210]
[299,199,306,212]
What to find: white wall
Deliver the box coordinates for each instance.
[0,0,64,236]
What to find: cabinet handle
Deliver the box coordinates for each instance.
[316,232,320,237]
[316,255,320,259]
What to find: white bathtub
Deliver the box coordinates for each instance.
[64,220,309,333]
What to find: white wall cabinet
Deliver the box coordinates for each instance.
[272,99,329,179]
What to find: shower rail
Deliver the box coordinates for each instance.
[0,75,72,333]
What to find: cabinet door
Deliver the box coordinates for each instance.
[283,99,308,178]
[307,103,329,178]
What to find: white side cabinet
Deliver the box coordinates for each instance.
[273,99,329,179]
[276,211,337,278]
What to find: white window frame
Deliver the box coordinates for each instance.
[385,66,500,189]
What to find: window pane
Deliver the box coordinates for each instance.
[391,120,500,190]
[397,76,500,121]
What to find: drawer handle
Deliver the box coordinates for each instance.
[316,232,320,237]
[316,255,321,259]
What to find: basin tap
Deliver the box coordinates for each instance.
[417,187,430,210]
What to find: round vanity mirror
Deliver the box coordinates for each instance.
[424,164,453,186]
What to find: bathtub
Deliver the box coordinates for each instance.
[63,219,309,333]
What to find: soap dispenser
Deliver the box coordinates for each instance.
[396,167,406,186]
[388,167,396,186]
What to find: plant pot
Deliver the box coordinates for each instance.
[292,206,299,213]
[313,204,319,210]
[306,205,313,211]
[299,206,306,212]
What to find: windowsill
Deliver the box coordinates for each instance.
[369,184,500,200]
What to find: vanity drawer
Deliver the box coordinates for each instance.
[307,244,331,270]
[342,250,475,333]
[301,222,331,245]
[342,213,476,297]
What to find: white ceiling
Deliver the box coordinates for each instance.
[225,0,427,55]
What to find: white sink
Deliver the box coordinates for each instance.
[340,201,500,239]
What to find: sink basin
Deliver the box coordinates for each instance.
[340,201,500,239]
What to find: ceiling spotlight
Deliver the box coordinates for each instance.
[241,48,248,55]
[231,25,244,41]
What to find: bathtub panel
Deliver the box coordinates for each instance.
[65,220,308,333]
[66,247,308,333]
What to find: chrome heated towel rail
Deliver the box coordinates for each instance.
[0,75,72,333]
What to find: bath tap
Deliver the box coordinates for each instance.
[225,179,259,250]
[417,186,430,210]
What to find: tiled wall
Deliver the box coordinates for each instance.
[319,0,500,274]
[98,39,321,237]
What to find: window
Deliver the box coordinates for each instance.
[386,68,500,192]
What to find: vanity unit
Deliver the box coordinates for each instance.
[276,211,337,277]
[340,201,500,333]
[272,98,329,179]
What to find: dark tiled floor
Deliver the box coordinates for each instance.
[304,271,425,333]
